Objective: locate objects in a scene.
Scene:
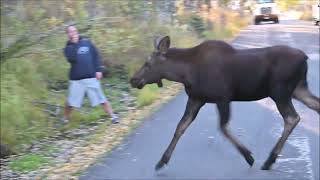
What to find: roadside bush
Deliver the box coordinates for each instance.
[300,11,313,21]
[188,15,207,37]
[1,59,50,152]
[9,154,49,172]
[136,84,159,107]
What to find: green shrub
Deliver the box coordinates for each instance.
[136,84,159,107]
[1,60,50,152]
[188,15,206,37]
[203,28,233,40]
[300,11,313,21]
[9,154,49,172]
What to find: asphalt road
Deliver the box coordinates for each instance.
[81,20,319,180]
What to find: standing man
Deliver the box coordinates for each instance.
[62,25,119,124]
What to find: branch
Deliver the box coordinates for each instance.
[1,17,126,62]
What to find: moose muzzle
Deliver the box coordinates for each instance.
[130,78,163,89]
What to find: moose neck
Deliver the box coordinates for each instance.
[162,48,194,86]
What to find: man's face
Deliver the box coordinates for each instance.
[67,26,79,43]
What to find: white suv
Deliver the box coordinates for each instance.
[253,0,279,25]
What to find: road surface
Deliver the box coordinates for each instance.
[81,20,319,180]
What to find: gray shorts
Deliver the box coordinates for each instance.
[67,78,108,108]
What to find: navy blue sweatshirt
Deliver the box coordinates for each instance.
[64,37,103,80]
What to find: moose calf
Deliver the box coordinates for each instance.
[130,36,319,171]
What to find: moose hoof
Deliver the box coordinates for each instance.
[261,160,274,170]
[245,154,255,167]
[241,149,254,167]
[261,164,272,170]
[261,152,277,170]
[155,161,166,171]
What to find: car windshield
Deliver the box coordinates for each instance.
[256,0,274,3]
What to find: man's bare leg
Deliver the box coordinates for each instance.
[102,102,119,123]
[63,102,73,123]
[102,102,113,116]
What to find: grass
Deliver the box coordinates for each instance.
[203,28,233,40]
[136,84,159,107]
[72,171,84,177]
[202,11,250,40]
[40,145,59,157]
[9,154,50,172]
[0,59,50,152]
[87,121,111,144]
[300,11,313,21]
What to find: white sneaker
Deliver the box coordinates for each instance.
[111,114,119,124]
[61,117,69,124]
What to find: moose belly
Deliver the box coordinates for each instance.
[185,83,269,102]
[232,92,268,101]
[184,84,233,103]
[231,82,269,101]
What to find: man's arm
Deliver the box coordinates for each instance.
[64,45,77,63]
[91,43,103,72]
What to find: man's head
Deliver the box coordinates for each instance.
[66,25,79,43]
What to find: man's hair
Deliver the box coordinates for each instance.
[65,24,76,33]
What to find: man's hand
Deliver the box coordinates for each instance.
[96,72,103,80]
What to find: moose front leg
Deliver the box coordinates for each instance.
[155,97,205,171]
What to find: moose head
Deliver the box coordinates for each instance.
[130,36,171,89]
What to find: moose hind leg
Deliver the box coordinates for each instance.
[262,100,300,170]
[155,98,204,171]
[293,81,320,114]
[217,103,255,167]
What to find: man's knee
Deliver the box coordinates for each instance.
[65,102,73,109]
[101,101,110,106]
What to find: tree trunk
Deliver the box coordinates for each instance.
[0,143,13,158]
[88,0,97,18]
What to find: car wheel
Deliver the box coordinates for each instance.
[274,18,279,24]
[254,19,260,25]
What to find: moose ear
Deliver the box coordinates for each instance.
[153,37,161,50]
[154,36,170,54]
